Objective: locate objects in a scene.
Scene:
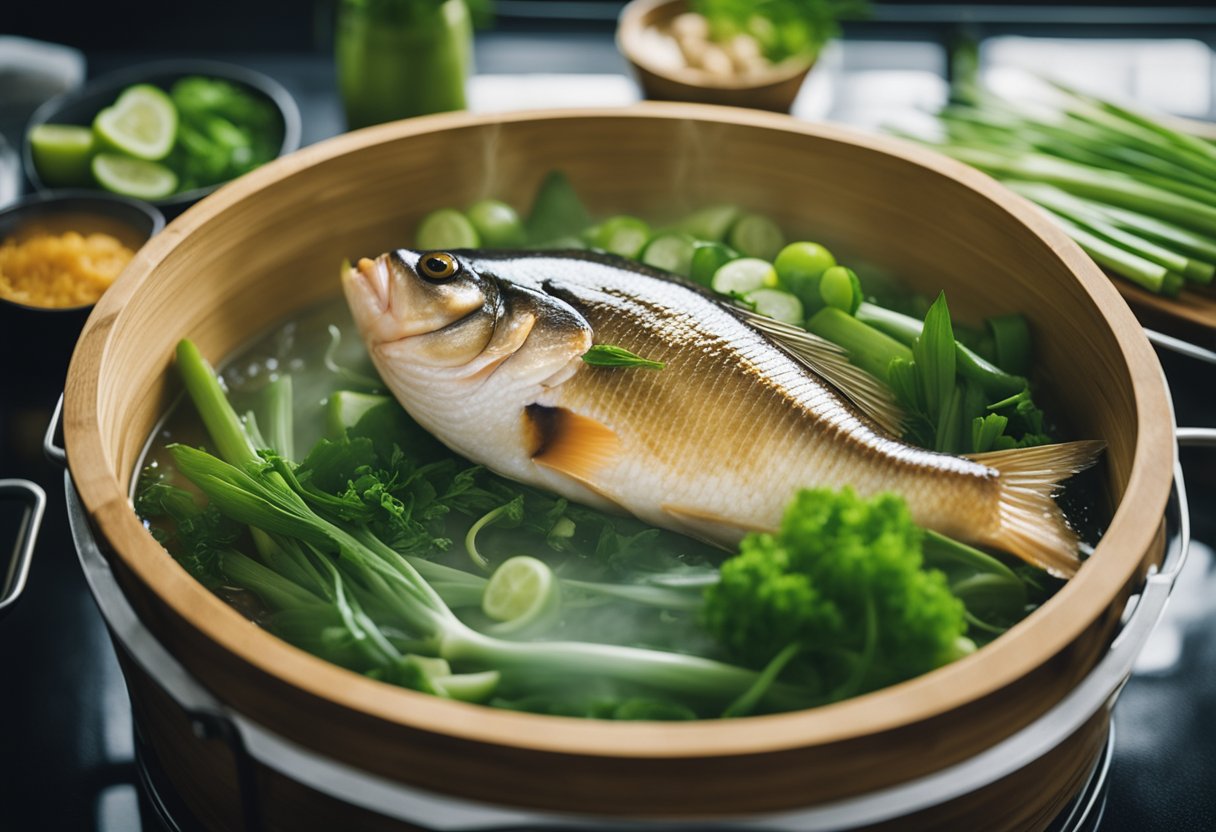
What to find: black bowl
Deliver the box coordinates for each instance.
[0,191,164,394]
[23,59,302,217]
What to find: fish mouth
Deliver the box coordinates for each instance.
[351,256,391,313]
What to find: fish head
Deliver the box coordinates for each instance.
[343,249,494,368]
[343,248,593,433]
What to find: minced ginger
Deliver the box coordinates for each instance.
[0,229,134,309]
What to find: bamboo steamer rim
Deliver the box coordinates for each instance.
[65,103,1175,760]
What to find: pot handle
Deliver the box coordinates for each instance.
[0,479,47,620]
[1144,328,1216,366]
[43,393,66,467]
[1178,427,1216,450]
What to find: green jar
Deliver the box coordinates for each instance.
[336,0,473,129]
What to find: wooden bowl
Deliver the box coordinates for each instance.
[617,0,813,113]
[64,105,1174,829]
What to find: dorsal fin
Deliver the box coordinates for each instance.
[733,307,905,436]
[526,404,621,485]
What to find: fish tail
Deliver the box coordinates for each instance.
[966,440,1107,578]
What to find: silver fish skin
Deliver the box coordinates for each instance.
[343,248,1101,577]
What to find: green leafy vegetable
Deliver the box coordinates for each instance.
[582,344,665,370]
[691,0,865,62]
[703,487,970,702]
[915,82,1216,296]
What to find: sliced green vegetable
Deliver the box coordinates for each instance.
[689,241,737,287]
[482,556,561,637]
[728,213,786,261]
[91,153,178,200]
[325,391,391,438]
[818,265,863,315]
[585,215,652,258]
[675,204,741,241]
[93,84,177,161]
[28,124,94,186]
[640,231,696,277]
[985,314,1032,376]
[806,307,912,381]
[415,208,480,250]
[711,257,779,296]
[744,288,804,325]
[467,199,526,248]
[774,241,836,312]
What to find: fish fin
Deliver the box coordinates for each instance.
[527,404,620,485]
[966,440,1106,578]
[660,503,772,536]
[734,308,905,436]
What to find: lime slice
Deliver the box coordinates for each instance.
[415,208,480,250]
[93,84,178,161]
[28,124,95,186]
[91,153,178,200]
[482,556,560,636]
[466,199,525,247]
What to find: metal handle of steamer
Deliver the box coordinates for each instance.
[0,480,47,620]
[67,452,1194,832]
[1144,328,1216,366]
[44,394,67,467]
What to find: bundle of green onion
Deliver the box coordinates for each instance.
[918,81,1216,297]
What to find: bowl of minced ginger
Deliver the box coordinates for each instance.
[0,191,163,380]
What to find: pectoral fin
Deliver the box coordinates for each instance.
[526,404,620,487]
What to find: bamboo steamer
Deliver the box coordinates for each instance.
[64,105,1174,829]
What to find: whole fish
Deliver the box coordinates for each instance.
[343,248,1101,577]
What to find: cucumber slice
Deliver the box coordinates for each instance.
[675,204,740,242]
[711,257,779,296]
[91,153,178,199]
[744,288,805,325]
[416,208,480,250]
[467,199,526,247]
[690,241,737,287]
[93,84,177,161]
[28,124,95,186]
[728,213,786,260]
[640,232,696,277]
[586,215,651,258]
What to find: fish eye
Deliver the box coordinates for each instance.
[418,252,460,281]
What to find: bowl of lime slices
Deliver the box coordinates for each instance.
[23,60,301,215]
